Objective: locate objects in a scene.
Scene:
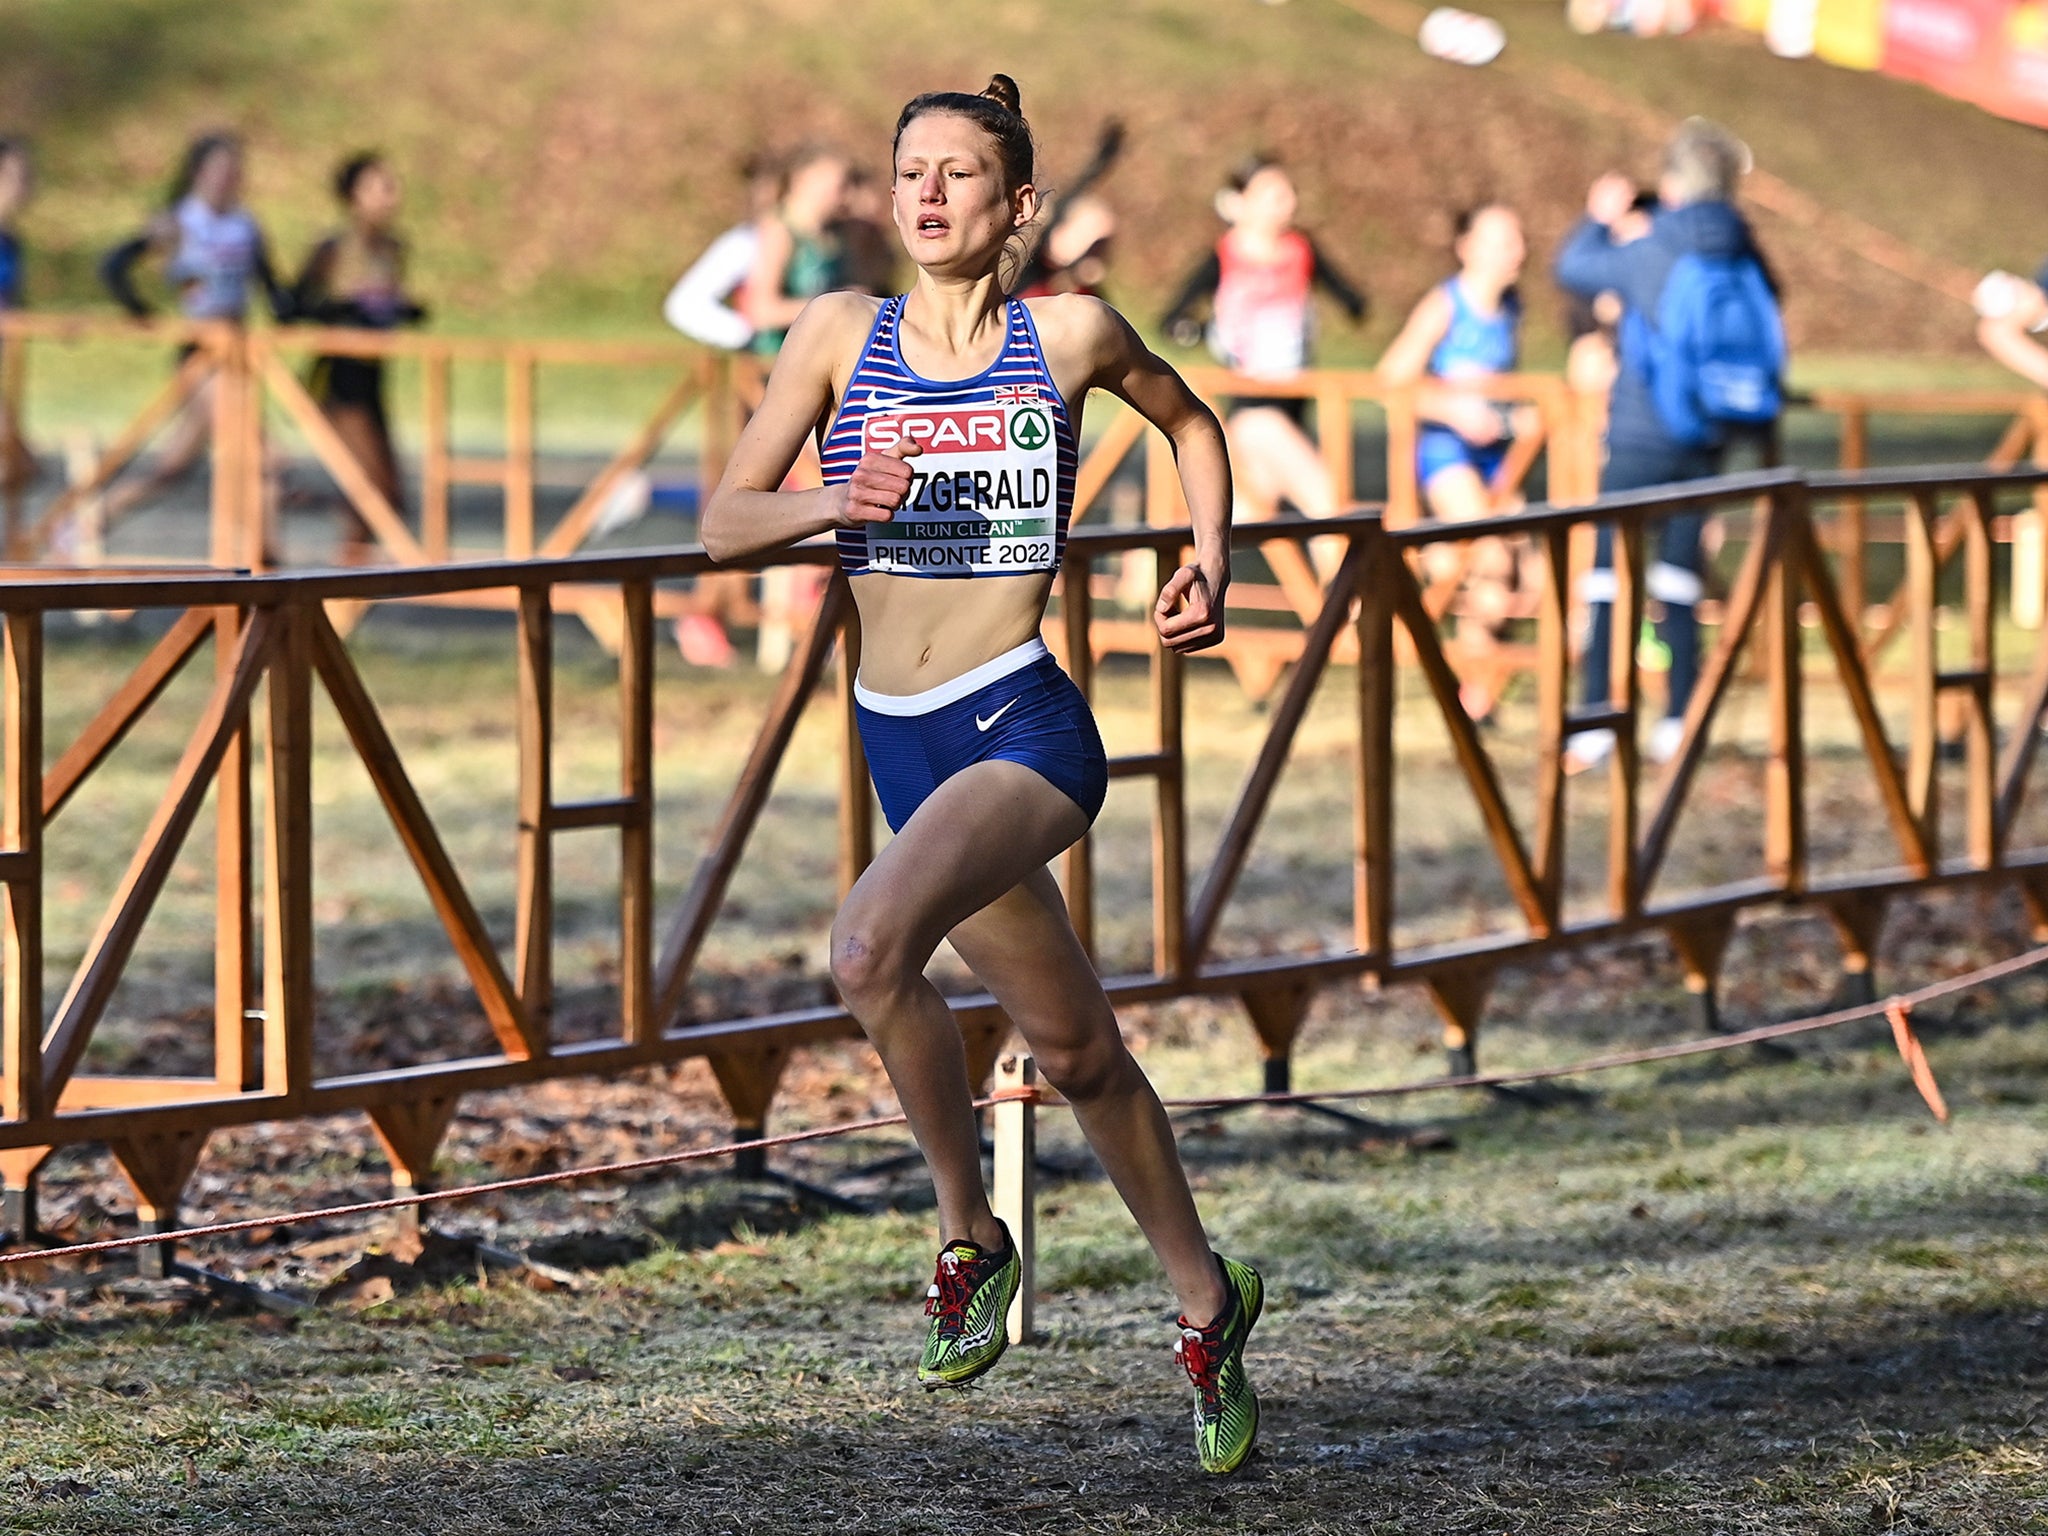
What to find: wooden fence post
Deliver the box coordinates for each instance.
[516,586,554,1035]
[214,606,258,1090]
[263,605,315,1102]
[1354,522,1394,964]
[992,1052,1037,1347]
[3,612,44,1128]
[505,350,537,557]
[621,581,656,1044]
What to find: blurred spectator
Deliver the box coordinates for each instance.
[663,154,781,351]
[741,146,850,357]
[1378,203,1531,721]
[1554,118,1784,769]
[0,138,35,499]
[293,151,426,561]
[1562,189,1655,400]
[97,133,293,524]
[1162,156,1367,572]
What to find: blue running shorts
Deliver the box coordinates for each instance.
[1418,423,1510,489]
[853,638,1108,834]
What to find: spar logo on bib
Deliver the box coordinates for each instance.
[865,409,1006,455]
[1010,406,1051,452]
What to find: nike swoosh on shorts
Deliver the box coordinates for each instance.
[975,699,1019,732]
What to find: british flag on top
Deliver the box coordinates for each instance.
[992,383,1042,403]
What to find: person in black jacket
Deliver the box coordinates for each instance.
[1554,119,1773,769]
[292,151,426,560]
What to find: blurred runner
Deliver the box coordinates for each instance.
[741,146,850,357]
[649,156,786,667]
[1013,120,1124,299]
[662,154,780,351]
[97,132,294,526]
[742,147,853,672]
[1162,156,1366,575]
[0,139,36,504]
[1377,203,1530,721]
[292,151,427,562]
[1975,261,2048,388]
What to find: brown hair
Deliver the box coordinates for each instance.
[891,73,1035,194]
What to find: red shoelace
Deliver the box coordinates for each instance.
[1176,1325,1220,1402]
[925,1252,970,1328]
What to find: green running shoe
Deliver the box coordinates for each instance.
[916,1223,1019,1390]
[1175,1255,1264,1475]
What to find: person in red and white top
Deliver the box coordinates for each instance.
[1161,157,1366,568]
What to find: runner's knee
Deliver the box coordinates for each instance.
[828,914,918,1010]
[1033,1028,1134,1104]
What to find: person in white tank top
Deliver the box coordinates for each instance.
[95,133,291,531]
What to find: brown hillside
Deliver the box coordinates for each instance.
[5,0,2047,357]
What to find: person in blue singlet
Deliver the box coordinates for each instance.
[701,75,1265,1476]
[1379,203,1528,523]
[97,133,293,525]
[1379,203,1530,720]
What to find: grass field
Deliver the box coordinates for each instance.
[2,978,2043,1533]
[2,615,2046,1533]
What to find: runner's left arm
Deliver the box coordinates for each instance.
[702,293,916,562]
[1078,298,1232,654]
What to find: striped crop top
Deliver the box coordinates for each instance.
[822,295,1077,579]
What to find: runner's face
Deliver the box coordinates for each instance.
[1458,207,1524,287]
[352,164,402,226]
[195,146,241,210]
[892,114,1032,277]
[1235,168,1296,235]
[785,157,849,231]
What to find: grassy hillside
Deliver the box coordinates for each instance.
[5,0,2048,366]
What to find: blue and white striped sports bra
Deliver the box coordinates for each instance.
[822,295,1077,579]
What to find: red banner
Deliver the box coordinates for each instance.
[1883,0,2048,126]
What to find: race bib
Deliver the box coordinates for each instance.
[861,403,1060,575]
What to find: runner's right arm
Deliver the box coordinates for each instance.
[701,293,918,562]
[1979,282,2048,392]
[98,230,158,319]
[1159,250,1220,349]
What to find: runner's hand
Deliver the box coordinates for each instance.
[1155,563,1227,653]
[834,439,922,526]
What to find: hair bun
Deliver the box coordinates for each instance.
[981,73,1023,116]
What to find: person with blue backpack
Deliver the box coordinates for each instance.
[1554,119,1785,770]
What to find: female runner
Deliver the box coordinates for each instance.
[701,76,1263,1476]
[98,132,293,526]
[293,151,427,561]
[1377,203,1530,722]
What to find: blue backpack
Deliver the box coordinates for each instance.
[1624,250,1786,447]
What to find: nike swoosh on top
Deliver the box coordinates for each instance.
[975,699,1019,732]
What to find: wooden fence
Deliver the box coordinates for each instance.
[3,459,2048,1262]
